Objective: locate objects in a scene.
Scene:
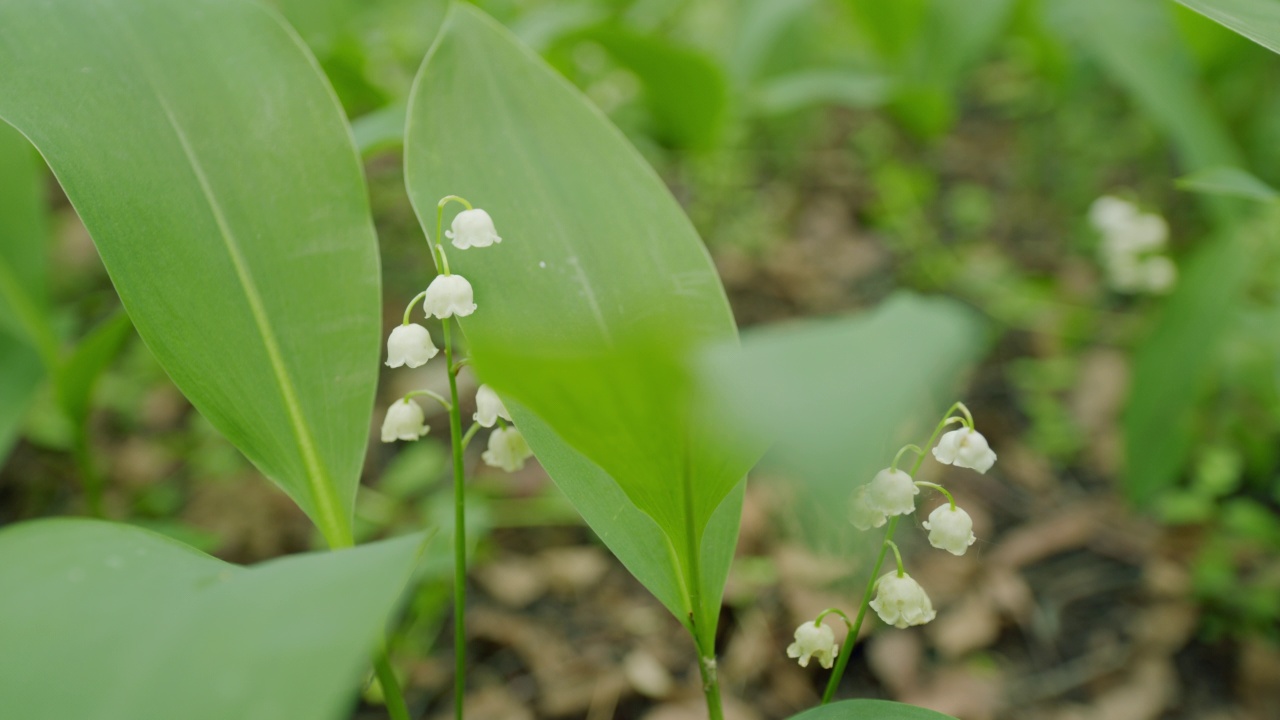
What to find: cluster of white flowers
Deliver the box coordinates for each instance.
[379,204,532,473]
[1089,195,1177,295]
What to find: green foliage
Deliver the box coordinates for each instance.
[0,0,382,546]
[1179,165,1280,202]
[0,333,42,461]
[789,699,958,719]
[1178,0,1280,54]
[0,122,50,353]
[404,4,758,646]
[0,520,424,720]
[54,311,134,431]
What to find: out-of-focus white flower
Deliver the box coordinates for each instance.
[923,504,977,556]
[1091,195,1176,295]
[785,621,838,669]
[482,426,533,472]
[446,208,502,250]
[849,485,887,531]
[1089,196,1140,234]
[381,399,429,443]
[869,572,936,629]
[932,427,997,474]
[423,274,477,319]
[866,468,919,516]
[385,323,438,369]
[474,384,512,428]
[1142,255,1177,294]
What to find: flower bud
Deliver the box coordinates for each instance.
[446,208,502,250]
[423,274,477,319]
[923,504,976,556]
[869,572,935,629]
[866,468,918,516]
[380,399,429,443]
[385,323,439,369]
[932,427,997,474]
[785,621,838,669]
[474,384,512,428]
[849,485,887,531]
[482,426,533,472]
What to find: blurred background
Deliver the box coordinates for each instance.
[2,0,1280,718]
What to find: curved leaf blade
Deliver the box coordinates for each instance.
[789,699,958,719]
[0,519,424,720]
[0,0,381,545]
[1177,0,1280,54]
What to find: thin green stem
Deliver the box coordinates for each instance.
[461,422,481,452]
[697,656,725,720]
[890,444,923,473]
[402,291,428,325]
[815,607,855,633]
[72,429,104,518]
[886,540,905,577]
[822,516,899,703]
[373,651,411,720]
[404,389,451,413]
[432,196,471,277]
[443,318,468,720]
[450,357,470,375]
[914,481,956,510]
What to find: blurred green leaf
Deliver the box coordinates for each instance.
[844,0,928,62]
[352,102,407,158]
[54,311,134,429]
[0,122,56,367]
[790,699,958,719]
[753,69,893,114]
[405,4,756,646]
[1177,0,1280,54]
[0,332,42,462]
[0,0,382,547]
[700,293,987,553]
[0,519,423,720]
[729,0,819,84]
[1178,165,1280,202]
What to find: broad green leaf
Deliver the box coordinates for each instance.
[0,332,42,462]
[790,699,958,720]
[699,294,987,552]
[1177,0,1280,53]
[1178,165,1280,202]
[0,0,382,547]
[0,121,57,366]
[0,519,424,720]
[271,0,354,58]
[405,4,756,644]
[352,102,407,158]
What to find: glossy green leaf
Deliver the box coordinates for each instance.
[1178,165,1280,202]
[1177,0,1280,53]
[699,294,987,552]
[55,310,134,427]
[789,699,958,720]
[0,519,424,720]
[0,0,381,547]
[0,121,56,366]
[405,4,755,644]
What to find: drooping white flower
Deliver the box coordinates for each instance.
[1142,255,1177,294]
[1088,195,1140,235]
[932,427,997,474]
[849,484,887,531]
[869,572,936,629]
[866,468,919,517]
[423,274,477,319]
[786,621,838,669]
[446,208,502,250]
[923,504,977,556]
[380,399,429,443]
[385,323,439,369]
[482,426,533,472]
[474,384,512,428]
[1090,195,1176,295]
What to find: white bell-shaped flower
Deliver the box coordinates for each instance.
[866,468,918,516]
[932,427,997,474]
[1142,255,1177,294]
[924,504,977,556]
[446,208,502,250]
[1088,195,1139,234]
[423,274,477,319]
[869,572,936,629]
[380,399,429,443]
[786,621,838,669]
[849,485,887,531]
[474,384,512,428]
[385,323,439,369]
[482,426,533,472]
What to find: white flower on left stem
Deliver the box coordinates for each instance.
[786,621,838,669]
[923,504,977,556]
[381,399,429,443]
[474,384,512,428]
[447,208,502,250]
[482,426,533,472]
[385,323,439,368]
[869,572,936,629]
[849,485,887,531]
[423,274,477,319]
[866,468,919,516]
[932,427,997,474]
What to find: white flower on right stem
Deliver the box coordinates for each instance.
[786,622,838,669]
[423,274,477,319]
[474,384,512,428]
[923,504,977,556]
[869,572,936,629]
[932,427,997,473]
[446,208,502,250]
[482,426,533,472]
[385,323,438,368]
[866,468,919,516]
[380,399,429,443]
